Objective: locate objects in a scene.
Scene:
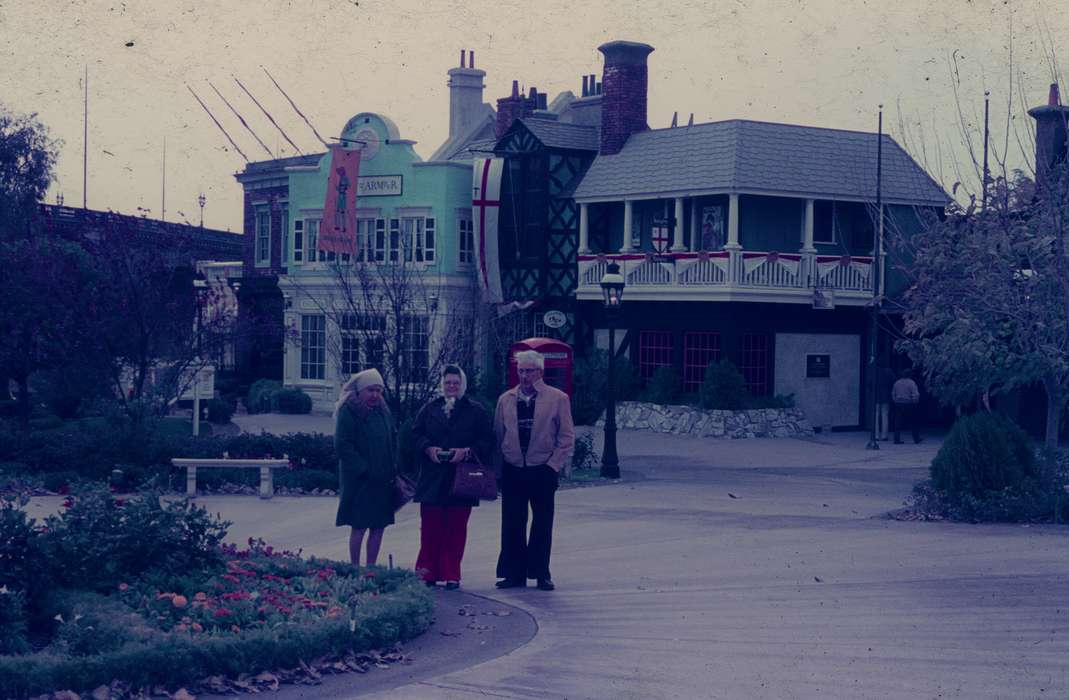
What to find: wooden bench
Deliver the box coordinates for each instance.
[171,458,291,499]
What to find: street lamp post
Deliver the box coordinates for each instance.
[198,193,206,228]
[600,262,625,479]
[192,277,208,437]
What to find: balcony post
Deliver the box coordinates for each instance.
[671,197,686,252]
[725,194,741,283]
[579,202,590,254]
[621,200,635,253]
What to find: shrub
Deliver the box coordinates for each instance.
[570,432,599,472]
[0,499,46,597]
[747,393,795,409]
[38,488,231,593]
[699,360,747,410]
[572,350,640,425]
[206,397,235,424]
[0,589,29,656]
[643,366,681,405]
[931,412,1036,501]
[275,388,313,414]
[246,379,283,414]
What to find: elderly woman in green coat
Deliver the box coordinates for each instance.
[334,368,397,567]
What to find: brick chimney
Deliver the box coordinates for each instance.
[598,40,654,155]
[495,82,541,138]
[447,49,486,139]
[1028,83,1069,188]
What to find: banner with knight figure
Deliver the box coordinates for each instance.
[472,157,504,303]
[318,144,362,256]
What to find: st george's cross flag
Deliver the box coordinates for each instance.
[318,144,362,256]
[472,157,504,303]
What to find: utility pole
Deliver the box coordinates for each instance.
[83,65,88,209]
[866,105,884,451]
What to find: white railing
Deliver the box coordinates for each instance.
[576,250,873,297]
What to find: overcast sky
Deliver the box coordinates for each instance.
[2,0,1066,233]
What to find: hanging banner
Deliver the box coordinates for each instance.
[318,144,361,256]
[473,157,504,303]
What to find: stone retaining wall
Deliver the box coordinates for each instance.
[596,402,813,439]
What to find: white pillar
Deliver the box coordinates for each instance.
[726,194,741,249]
[671,197,686,252]
[802,198,816,252]
[579,203,590,253]
[690,200,699,250]
[621,200,634,252]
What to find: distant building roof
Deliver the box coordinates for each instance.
[516,117,599,152]
[573,119,948,205]
[429,104,497,162]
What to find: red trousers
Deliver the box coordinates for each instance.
[415,504,472,582]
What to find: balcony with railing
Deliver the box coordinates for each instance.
[577,248,875,304]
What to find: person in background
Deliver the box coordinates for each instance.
[334,369,397,566]
[493,350,575,591]
[876,364,896,441]
[892,369,922,444]
[411,365,493,590]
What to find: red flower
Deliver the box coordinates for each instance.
[213,608,232,618]
[221,574,240,584]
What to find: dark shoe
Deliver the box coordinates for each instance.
[893,440,903,445]
[495,578,526,589]
[424,580,437,588]
[444,581,460,590]
[536,578,555,591]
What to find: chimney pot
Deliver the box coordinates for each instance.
[459,49,465,68]
[1049,82,1061,106]
[582,75,589,97]
[512,80,519,98]
[470,50,475,68]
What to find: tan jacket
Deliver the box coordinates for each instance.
[494,380,575,472]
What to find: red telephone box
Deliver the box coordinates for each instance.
[508,337,574,397]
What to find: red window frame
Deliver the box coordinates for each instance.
[739,333,771,396]
[682,332,721,392]
[638,331,673,383]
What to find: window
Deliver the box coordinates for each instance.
[356,218,375,262]
[739,333,770,396]
[300,314,326,380]
[281,206,289,264]
[458,217,475,265]
[373,218,386,261]
[400,315,429,383]
[255,209,270,265]
[682,332,721,392]
[339,314,361,376]
[395,217,436,263]
[638,330,673,384]
[389,218,401,262]
[813,201,837,244]
[293,220,304,263]
[306,219,320,261]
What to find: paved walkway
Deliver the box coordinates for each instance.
[199,418,1069,698]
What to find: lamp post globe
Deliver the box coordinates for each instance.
[600,262,625,479]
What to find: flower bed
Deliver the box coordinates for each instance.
[0,492,434,699]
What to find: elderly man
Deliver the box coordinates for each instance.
[493,350,575,591]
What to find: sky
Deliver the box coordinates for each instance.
[2,0,1067,233]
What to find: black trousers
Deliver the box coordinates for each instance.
[893,403,921,443]
[496,463,559,581]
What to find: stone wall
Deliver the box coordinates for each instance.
[596,402,813,439]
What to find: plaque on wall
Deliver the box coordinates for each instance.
[806,354,831,378]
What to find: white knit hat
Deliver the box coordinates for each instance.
[352,368,385,391]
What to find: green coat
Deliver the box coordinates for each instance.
[334,403,397,529]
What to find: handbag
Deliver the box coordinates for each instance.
[392,473,416,512]
[450,453,498,501]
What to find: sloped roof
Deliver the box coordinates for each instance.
[428,104,497,162]
[573,119,948,205]
[517,118,599,151]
